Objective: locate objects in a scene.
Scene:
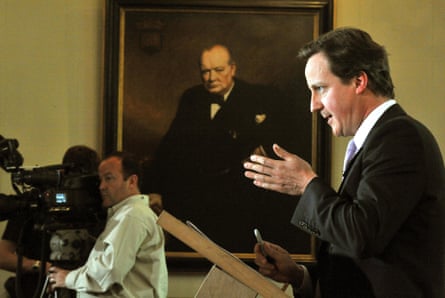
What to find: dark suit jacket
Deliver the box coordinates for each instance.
[146,78,308,251]
[149,78,305,181]
[292,104,445,298]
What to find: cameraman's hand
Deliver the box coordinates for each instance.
[48,266,68,290]
[254,241,304,286]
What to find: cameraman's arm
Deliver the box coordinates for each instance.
[0,239,40,272]
[0,239,18,272]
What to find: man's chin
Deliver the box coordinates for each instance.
[101,199,111,208]
[206,87,222,94]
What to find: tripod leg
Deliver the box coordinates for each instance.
[40,275,50,298]
[39,276,61,298]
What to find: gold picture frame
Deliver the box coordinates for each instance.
[103,0,333,267]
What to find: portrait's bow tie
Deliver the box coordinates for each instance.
[210,95,225,105]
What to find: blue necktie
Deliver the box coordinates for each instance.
[343,139,357,172]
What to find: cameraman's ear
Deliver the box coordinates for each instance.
[128,174,139,187]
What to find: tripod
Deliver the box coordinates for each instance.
[37,227,94,298]
[28,225,93,298]
[39,275,54,298]
[39,275,75,298]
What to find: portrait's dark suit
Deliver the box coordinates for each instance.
[292,104,445,297]
[146,78,309,252]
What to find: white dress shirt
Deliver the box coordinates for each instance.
[65,195,168,297]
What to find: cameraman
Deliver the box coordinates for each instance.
[0,145,101,298]
[47,151,168,297]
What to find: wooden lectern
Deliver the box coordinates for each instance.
[157,211,290,298]
[195,265,257,297]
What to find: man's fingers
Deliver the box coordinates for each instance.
[244,159,275,181]
[258,266,277,278]
[266,241,289,254]
[247,161,268,175]
[272,144,288,159]
[273,144,297,162]
[249,154,267,165]
[253,180,282,191]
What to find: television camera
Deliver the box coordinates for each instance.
[0,135,105,297]
[0,135,102,228]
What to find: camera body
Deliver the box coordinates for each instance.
[0,136,104,262]
[0,136,106,298]
[1,156,102,228]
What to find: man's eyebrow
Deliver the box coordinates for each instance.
[201,65,226,70]
[308,81,323,88]
[100,171,113,178]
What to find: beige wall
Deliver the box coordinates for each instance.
[331,0,445,187]
[0,1,104,297]
[0,0,443,297]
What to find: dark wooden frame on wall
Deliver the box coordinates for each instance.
[103,0,333,268]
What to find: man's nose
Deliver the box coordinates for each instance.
[99,181,105,190]
[207,69,216,81]
[310,94,322,112]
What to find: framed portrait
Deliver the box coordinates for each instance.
[103,0,333,267]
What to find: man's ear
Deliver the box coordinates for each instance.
[128,174,139,187]
[355,71,368,94]
[231,63,237,76]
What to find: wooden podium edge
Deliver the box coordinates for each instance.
[157,210,289,298]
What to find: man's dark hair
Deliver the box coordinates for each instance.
[104,151,141,182]
[298,27,395,98]
[63,145,100,174]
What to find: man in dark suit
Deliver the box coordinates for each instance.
[244,28,445,297]
[145,44,307,251]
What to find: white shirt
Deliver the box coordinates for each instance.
[352,99,397,151]
[210,82,235,119]
[65,195,168,297]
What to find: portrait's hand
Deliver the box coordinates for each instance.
[254,241,304,286]
[252,145,268,157]
[48,266,68,291]
[243,144,317,195]
[148,193,163,215]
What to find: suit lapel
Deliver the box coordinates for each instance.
[338,104,406,193]
[339,148,362,192]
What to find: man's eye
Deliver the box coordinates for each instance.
[315,86,325,93]
[215,67,225,73]
[200,69,210,75]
